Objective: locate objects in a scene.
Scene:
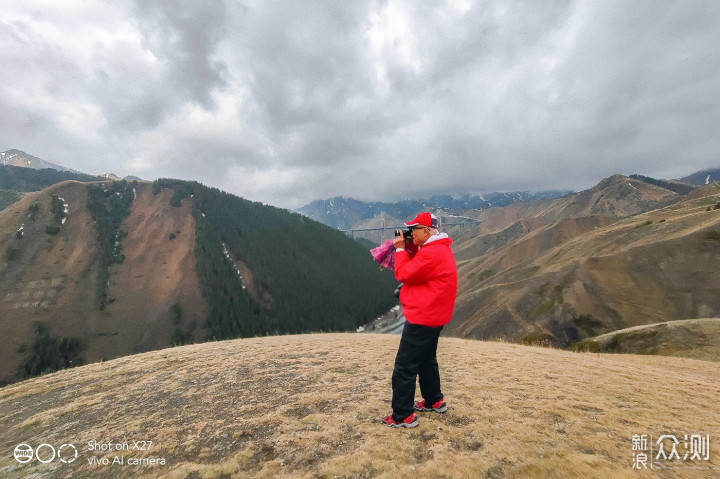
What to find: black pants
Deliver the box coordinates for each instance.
[391,321,444,421]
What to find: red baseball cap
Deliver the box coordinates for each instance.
[404,212,438,228]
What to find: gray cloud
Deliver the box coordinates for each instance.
[131,0,229,109]
[1,0,720,208]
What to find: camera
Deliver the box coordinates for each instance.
[395,228,413,239]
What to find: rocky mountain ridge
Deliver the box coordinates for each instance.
[0,150,78,173]
[296,191,572,231]
[449,175,720,348]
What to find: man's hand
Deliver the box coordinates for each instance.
[393,233,407,250]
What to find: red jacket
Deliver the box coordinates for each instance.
[394,235,457,327]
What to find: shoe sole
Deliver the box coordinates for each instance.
[384,421,419,428]
[415,404,448,413]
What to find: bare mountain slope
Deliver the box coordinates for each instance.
[96,182,207,359]
[1,178,399,385]
[0,333,717,478]
[465,175,683,236]
[0,181,206,384]
[449,181,720,347]
[0,181,102,382]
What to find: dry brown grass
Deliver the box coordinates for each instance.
[1,333,718,478]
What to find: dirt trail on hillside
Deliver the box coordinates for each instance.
[1,334,718,478]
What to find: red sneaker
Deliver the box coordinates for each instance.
[382,412,419,428]
[414,398,447,413]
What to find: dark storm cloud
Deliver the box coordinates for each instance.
[1,0,720,208]
[130,0,229,110]
[82,0,231,132]
[228,1,391,161]
[534,1,720,183]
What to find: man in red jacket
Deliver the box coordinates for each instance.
[382,212,458,428]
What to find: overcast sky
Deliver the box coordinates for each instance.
[2,1,720,209]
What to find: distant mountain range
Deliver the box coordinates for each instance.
[297,168,720,235]
[297,191,573,230]
[0,149,140,181]
[679,167,720,185]
[0,149,81,173]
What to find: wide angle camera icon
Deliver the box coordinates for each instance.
[13,444,33,464]
[14,443,78,464]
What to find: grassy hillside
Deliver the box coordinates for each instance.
[573,318,720,361]
[460,174,686,238]
[449,179,720,348]
[0,334,717,478]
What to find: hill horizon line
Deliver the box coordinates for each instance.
[5,147,720,212]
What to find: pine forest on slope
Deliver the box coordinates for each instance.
[0,163,101,192]
[151,178,398,339]
[0,177,397,385]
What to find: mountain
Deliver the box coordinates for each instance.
[0,163,101,196]
[448,175,720,349]
[423,190,573,209]
[450,174,688,242]
[678,167,720,186]
[296,190,572,231]
[1,333,718,478]
[296,197,418,230]
[628,174,695,195]
[0,149,80,173]
[0,150,142,186]
[0,179,397,385]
